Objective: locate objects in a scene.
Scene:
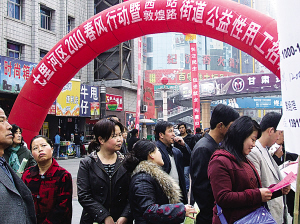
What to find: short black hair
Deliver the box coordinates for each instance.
[178,123,186,129]
[88,118,124,152]
[195,127,202,133]
[260,112,282,132]
[154,121,173,141]
[131,129,138,136]
[210,104,240,129]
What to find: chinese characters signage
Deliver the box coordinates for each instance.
[56,80,80,116]
[190,43,201,129]
[0,56,36,93]
[106,94,123,111]
[80,84,99,117]
[179,73,281,98]
[145,69,237,85]
[276,0,300,154]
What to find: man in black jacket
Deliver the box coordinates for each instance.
[155,121,189,204]
[190,104,239,224]
[127,129,139,152]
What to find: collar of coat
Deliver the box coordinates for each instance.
[132,160,182,204]
[90,150,125,162]
[27,158,59,178]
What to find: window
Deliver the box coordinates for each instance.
[40,7,51,30]
[7,42,21,59]
[147,37,153,53]
[7,0,21,20]
[67,16,75,33]
[40,50,48,60]
[146,57,153,70]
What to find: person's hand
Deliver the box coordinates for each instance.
[104,216,115,224]
[259,188,272,202]
[184,205,197,219]
[282,185,291,195]
[274,146,284,158]
[116,217,127,224]
[174,136,185,146]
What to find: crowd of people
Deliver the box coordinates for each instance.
[0,105,297,224]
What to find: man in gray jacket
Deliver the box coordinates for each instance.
[247,112,290,224]
[0,107,36,224]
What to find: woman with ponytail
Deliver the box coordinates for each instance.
[77,118,132,224]
[124,139,196,224]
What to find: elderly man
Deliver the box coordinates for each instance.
[0,107,36,223]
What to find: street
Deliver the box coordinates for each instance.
[57,157,83,224]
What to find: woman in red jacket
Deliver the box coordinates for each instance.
[208,116,273,224]
[22,135,72,224]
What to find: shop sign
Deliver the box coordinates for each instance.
[0,55,37,93]
[179,73,281,98]
[145,69,237,85]
[211,97,282,109]
[56,79,80,116]
[106,94,123,111]
[80,84,99,117]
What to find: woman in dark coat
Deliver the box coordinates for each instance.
[124,140,196,224]
[208,116,273,224]
[22,135,73,224]
[77,118,132,224]
[4,124,36,174]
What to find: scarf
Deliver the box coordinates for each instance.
[8,145,21,172]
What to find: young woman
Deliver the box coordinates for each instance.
[124,139,196,224]
[22,135,72,224]
[208,116,273,224]
[77,118,132,224]
[4,124,36,173]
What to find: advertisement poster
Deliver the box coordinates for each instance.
[179,73,281,99]
[80,84,99,117]
[56,79,80,116]
[106,94,123,111]
[276,0,300,154]
[145,69,237,85]
[125,112,144,131]
[143,81,155,119]
[0,56,36,92]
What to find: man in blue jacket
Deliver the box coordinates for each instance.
[155,121,190,204]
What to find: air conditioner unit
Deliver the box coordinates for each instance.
[141,105,148,112]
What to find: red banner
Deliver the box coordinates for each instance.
[143,81,155,119]
[190,43,201,130]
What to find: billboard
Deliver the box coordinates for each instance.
[145,69,237,85]
[0,56,36,93]
[143,81,155,119]
[56,80,80,116]
[80,84,99,117]
[106,94,123,111]
[179,73,281,98]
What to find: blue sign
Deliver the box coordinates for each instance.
[80,84,99,117]
[0,55,37,93]
[211,97,282,109]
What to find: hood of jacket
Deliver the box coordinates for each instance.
[210,149,238,163]
[132,160,182,204]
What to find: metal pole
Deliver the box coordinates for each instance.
[100,81,106,119]
[162,89,168,121]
